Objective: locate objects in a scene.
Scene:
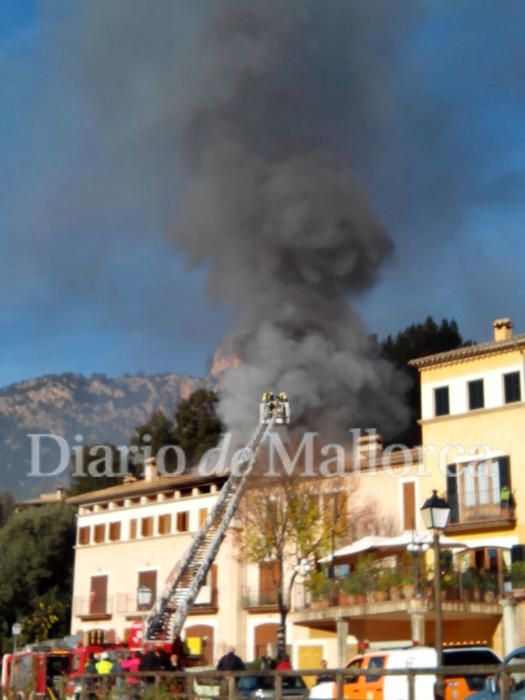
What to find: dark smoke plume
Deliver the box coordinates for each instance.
[171,0,409,437]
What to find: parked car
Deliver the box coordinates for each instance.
[193,672,309,700]
[442,646,501,698]
[309,647,437,700]
[467,646,525,699]
[309,645,501,700]
[238,674,309,700]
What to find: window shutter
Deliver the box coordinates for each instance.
[499,456,511,490]
[402,482,416,530]
[446,464,459,523]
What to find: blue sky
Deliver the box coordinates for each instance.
[1,1,525,387]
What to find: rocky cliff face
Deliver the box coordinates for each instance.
[0,372,204,497]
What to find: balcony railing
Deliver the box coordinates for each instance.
[73,597,113,618]
[296,564,506,612]
[241,587,284,609]
[449,503,515,528]
[115,587,218,615]
[115,593,155,614]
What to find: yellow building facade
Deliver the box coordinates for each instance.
[410,318,525,653]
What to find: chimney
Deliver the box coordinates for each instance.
[144,457,158,482]
[357,431,383,468]
[493,318,513,342]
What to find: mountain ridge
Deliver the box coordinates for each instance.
[0,371,208,498]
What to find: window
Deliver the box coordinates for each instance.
[366,656,386,683]
[468,379,484,410]
[504,372,521,403]
[141,517,154,537]
[198,508,208,526]
[109,522,121,541]
[345,659,363,685]
[177,511,189,532]
[78,527,90,545]
[89,575,108,615]
[434,386,450,416]
[159,514,171,535]
[258,561,279,605]
[129,519,137,540]
[447,456,510,523]
[94,524,105,544]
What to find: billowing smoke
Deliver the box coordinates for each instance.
[171,0,409,437]
[5,0,521,427]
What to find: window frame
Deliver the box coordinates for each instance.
[434,386,450,416]
[503,371,521,404]
[468,379,485,410]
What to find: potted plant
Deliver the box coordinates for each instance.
[307,571,331,609]
[401,575,416,600]
[344,573,366,604]
[377,568,399,601]
[482,580,497,603]
[339,575,360,605]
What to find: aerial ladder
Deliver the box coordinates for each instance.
[145,392,290,642]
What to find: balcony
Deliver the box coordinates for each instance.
[294,564,506,613]
[241,587,282,611]
[447,504,516,534]
[73,597,113,621]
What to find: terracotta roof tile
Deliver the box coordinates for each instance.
[66,468,227,505]
[408,334,525,369]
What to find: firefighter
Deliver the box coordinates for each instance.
[95,651,113,675]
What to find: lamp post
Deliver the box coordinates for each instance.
[421,490,451,700]
[11,622,21,653]
[294,558,313,610]
[407,531,429,597]
[137,585,153,647]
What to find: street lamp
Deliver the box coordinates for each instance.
[294,558,313,610]
[11,622,21,653]
[137,586,153,647]
[406,531,429,597]
[421,490,451,700]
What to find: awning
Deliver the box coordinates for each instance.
[319,531,472,563]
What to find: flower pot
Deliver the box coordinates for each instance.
[375,590,388,602]
[338,593,350,606]
[402,584,416,600]
[389,587,401,601]
[484,590,496,603]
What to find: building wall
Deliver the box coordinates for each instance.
[418,349,525,543]
[421,352,525,420]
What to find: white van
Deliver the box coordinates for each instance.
[309,646,437,700]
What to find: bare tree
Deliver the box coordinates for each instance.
[237,473,351,660]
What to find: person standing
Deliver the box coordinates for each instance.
[276,654,292,670]
[95,651,113,675]
[171,633,187,670]
[316,660,331,684]
[216,647,245,671]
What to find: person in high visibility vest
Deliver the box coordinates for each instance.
[95,651,113,675]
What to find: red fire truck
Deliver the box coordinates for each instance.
[2,647,71,699]
[1,641,127,700]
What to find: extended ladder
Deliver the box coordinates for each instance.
[145,393,289,641]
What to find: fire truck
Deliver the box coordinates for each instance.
[1,640,126,700]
